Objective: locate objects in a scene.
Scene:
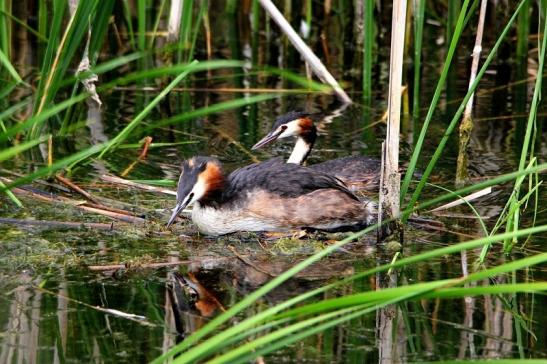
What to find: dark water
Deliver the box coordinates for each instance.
[1,3,547,363]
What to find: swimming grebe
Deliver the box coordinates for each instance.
[252,111,382,191]
[167,156,377,235]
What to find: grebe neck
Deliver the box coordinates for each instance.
[287,137,311,164]
[287,126,316,164]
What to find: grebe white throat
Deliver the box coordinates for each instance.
[287,137,311,164]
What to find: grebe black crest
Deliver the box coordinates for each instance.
[252,111,382,190]
[167,157,377,235]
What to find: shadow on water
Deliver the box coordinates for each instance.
[1,1,546,363]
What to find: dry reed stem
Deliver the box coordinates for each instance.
[457,0,488,186]
[100,174,177,195]
[167,0,183,42]
[259,0,352,104]
[55,174,100,204]
[379,0,407,234]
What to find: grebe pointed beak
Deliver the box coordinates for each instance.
[166,199,191,227]
[252,130,282,150]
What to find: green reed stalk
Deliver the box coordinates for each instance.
[88,0,115,63]
[0,1,10,57]
[1,10,46,43]
[122,0,136,50]
[137,0,146,51]
[251,0,260,65]
[0,180,22,207]
[177,0,194,62]
[156,226,547,363]
[504,9,547,252]
[400,0,471,204]
[0,49,22,84]
[148,0,167,48]
[31,0,97,137]
[516,0,530,59]
[362,0,374,102]
[447,0,462,45]
[99,60,198,157]
[402,0,527,222]
[412,0,425,119]
[305,0,312,36]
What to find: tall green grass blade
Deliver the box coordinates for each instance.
[137,0,146,51]
[504,11,547,251]
[122,0,136,50]
[412,0,425,118]
[0,179,22,207]
[1,143,105,191]
[32,0,97,139]
[0,93,89,143]
[0,135,49,162]
[175,252,547,363]
[154,222,547,362]
[99,60,198,156]
[150,93,279,130]
[516,0,531,60]
[88,0,115,62]
[446,0,462,45]
[0,1,10,56]
[0,10,48,42]
[0,48,23,83]
[362,0,374,102]
[402,0,527,221]
[0,98,31,136]
[33,0,67,116]
[400,0,472,203]
[148,0,167,48]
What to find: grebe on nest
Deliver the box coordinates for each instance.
[252,111,382,191]
[167,157,377,235]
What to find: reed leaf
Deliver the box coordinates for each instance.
[400,0,472,203]
[402,0,527,221]
[99,60,199,157]
[154,222,547,362]
[1,143,105,191]
[504,5,547,251]
[0,135,49,162]
[0,48,23,83]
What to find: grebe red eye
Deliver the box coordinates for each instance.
[281,125,287,130]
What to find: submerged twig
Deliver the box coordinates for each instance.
[228,245,276,277]
[34,285,156,326]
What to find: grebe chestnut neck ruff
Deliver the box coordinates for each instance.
[167,157,377,235]
[252,111,383,191]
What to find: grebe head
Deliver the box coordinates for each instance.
[167,156,224,227]
[252,111,316,150]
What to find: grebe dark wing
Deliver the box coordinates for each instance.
[224,158,358,202]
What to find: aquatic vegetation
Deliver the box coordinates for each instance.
[0,1,545,363]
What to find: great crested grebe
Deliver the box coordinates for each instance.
[167,156,377,235]
[252,111,382,190]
